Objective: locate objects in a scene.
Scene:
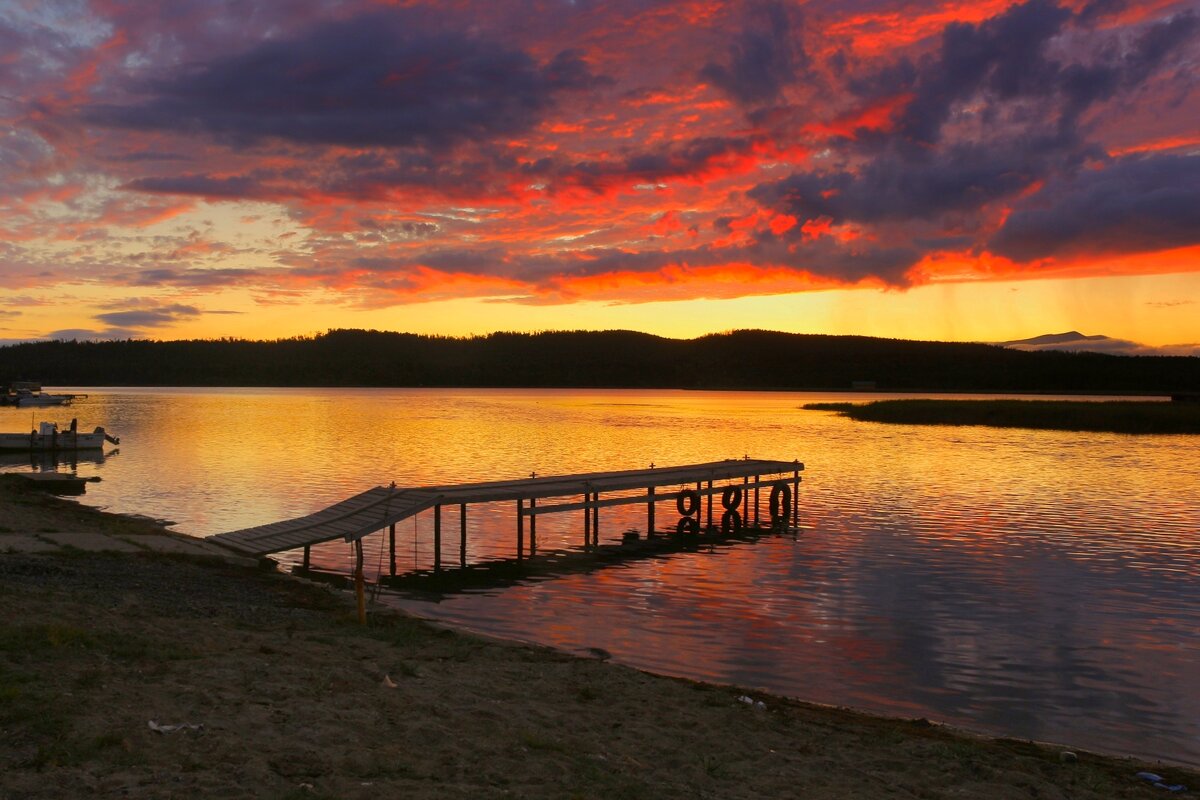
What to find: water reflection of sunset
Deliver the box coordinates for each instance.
[13,387,1198,764]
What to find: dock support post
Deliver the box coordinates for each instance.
[529,498,537,555]
[460,504,467,568]
[388,523,396,576]
[591,492,599,543]
[583,492,591,548]
[517,499,524,561]
[753,476,760,527]
[742,476,749,526]
[792,469,800,530]
[302,545,310,571]
[433,505,442,572]
[354,539,366,625]
[706,479,713,530]
[647,486,655,536]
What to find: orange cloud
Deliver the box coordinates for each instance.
[805,94,914,140]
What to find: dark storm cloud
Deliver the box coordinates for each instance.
[1122,11,1199,86]
[893,0,1072,146]
[700,1,807,105]
[352,234,922,289]
[47,328,143,341]
[559,135,762,192]
[123,174,265,198]
[745,0,1198,273]
[1075,0,1127,25]
[84,11,603,150]
[750,136,1086,223]
[744,236,920,284]
[990,154,1200,261]
[94,304,203,328]
[861,2,1197,148]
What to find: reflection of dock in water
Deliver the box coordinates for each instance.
[208,459,804,614]
[377,519,797,598]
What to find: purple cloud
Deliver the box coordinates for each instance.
[700,2,808,106]
[990,154,1200,260]
[84,11,604,151]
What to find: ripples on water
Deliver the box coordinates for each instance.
[5,388,1199,764]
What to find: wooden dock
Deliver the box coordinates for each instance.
[208,458,802,558]
[207,458,802,619]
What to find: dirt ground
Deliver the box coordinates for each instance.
[1,477,1195,799]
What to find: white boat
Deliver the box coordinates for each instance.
[0,420,119,451]
[2,382,87,407]
[13,392,79,407]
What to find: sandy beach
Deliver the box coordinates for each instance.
[1,475,1195,799]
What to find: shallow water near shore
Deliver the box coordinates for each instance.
[5,387,1199,765]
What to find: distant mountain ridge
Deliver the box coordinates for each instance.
[2,329,1198,393]
[999,331,1200,357]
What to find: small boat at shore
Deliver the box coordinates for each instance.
[1,381,87,407]
[0,420,119,451]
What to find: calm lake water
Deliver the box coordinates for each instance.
[5,387,1200,765]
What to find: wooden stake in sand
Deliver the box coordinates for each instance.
[354,539,366,625]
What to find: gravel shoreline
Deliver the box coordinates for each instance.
[2,477,1194,798]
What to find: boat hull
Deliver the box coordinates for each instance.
[14,394,73,407]
[0,432,108,451]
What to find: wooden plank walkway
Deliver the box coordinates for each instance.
[207,458,801,557]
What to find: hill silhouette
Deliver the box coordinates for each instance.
[1,329,1197,393]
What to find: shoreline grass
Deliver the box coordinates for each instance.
[804,399,1200,434]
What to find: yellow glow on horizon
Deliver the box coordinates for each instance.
[4,271,1198,347]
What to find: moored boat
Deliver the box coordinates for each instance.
[0,420,119,451]
[1,381,87,407]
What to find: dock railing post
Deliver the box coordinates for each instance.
[706,479,714,530]
[753,476,760,527]
[582,491,591,548]
[460,503,467,568]
[530,497,537,555]
[591,491,599,544]
[517,499,524,561]
[433,504,442,572]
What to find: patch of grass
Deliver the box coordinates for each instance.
[75,669,105,690]
[273,791,338,800]
[519,730,568,752]
[0,622,93,654]
[0,622,194,663]
[561,754,659,800]
[804,399,1200,434]
[0,665,71,765]
[360,615,432,647]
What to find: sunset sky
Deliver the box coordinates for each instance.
[1,0,1198,351]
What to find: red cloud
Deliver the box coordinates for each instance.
[0,0,1195,316]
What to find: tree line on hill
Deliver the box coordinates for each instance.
[1,329,1197,393]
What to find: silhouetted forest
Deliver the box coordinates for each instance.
[1,329,1197,393]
